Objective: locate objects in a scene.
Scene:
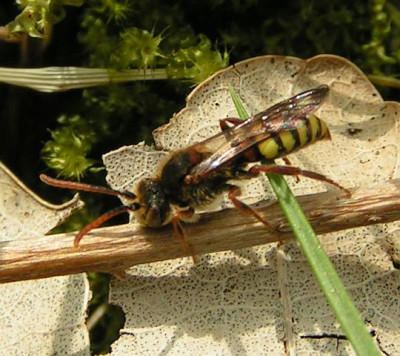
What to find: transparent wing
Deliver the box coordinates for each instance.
[189,85,329,180]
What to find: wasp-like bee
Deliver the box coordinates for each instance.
[40,85,350,261]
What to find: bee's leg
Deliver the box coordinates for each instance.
[219,118,243,131]
[74,206,131,247]
[249,165,351,197]
[281,157,300,183]
[171,208,198,263]
[228,185,278,234]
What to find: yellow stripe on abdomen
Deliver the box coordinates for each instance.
[258,137,280,159]
[317,116,330,140]
[279,130,296,153]
[297,122,309,146]
[308,115,330,142]
[257,115,331,160]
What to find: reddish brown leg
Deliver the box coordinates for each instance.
[74,206,131,247]
[282,157,300,183]
[249,164,351,197]
[171,208,197,263]
[228,185,278,234]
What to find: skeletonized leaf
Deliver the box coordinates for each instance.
[103,143,169,209]
[105,55,400,355]
[0,162,90,356]
[153,55,398,195]
[0,162,82,241]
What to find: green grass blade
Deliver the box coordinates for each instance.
[0,67,168,92]
[229,86,380,355]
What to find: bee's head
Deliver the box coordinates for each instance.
[39,174,172,248]
[134,178,171,228]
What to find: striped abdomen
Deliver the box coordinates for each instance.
[257,115,331,160]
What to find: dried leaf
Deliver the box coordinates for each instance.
[0,162,82,241]
[103,143,169,210]
[0,162,90,355]
[104,55,400,354]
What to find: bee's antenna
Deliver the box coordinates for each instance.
[74,205,134,247]
[40,174,136,200]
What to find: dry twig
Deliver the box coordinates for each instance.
[1,179,400,283]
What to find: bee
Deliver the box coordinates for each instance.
[40,85,350,262]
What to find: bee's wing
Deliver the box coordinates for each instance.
[190,85,329,180]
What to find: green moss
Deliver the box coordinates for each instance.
[31,0,398,179]
[7,0,83,37]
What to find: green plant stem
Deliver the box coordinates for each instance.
[268,175,379,355]
[0,67,168,92]
[229,85,380,355]
[368,74,400,89]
